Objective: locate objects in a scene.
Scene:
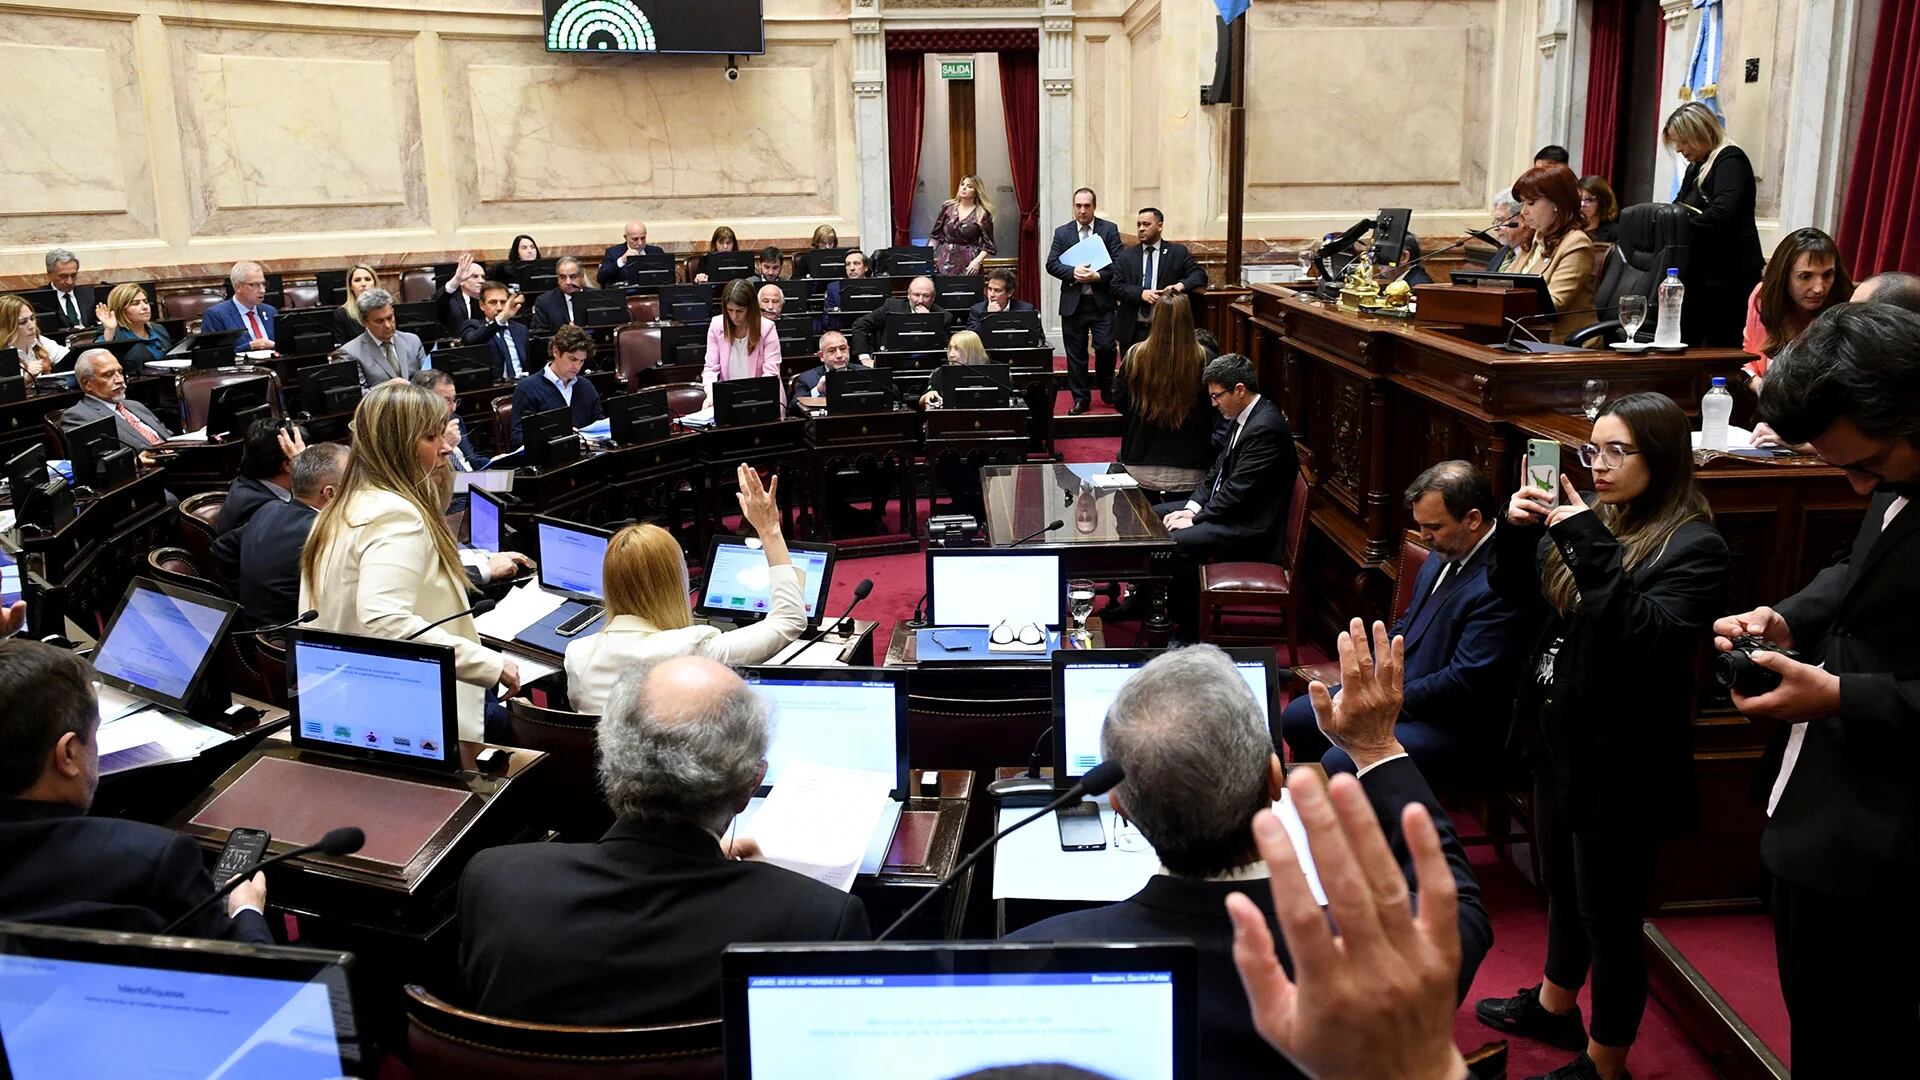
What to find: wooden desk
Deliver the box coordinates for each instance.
[13,468,168,584]
[980,464,1178,634]
[809,409,922,554]
[857,768,975,940]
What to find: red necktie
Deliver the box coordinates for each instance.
[245,309,265,342]
[117,403,161,445]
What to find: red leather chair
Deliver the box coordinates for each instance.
[404,985,722,1080]
[1197,466,1315,663]
[1292,529,1430,689]
[504,696,611,840]
[398,269,437,304]
[253,635,289,708]
[177,367,284,434]
[660,383,705,418]
[490,394,514,453]
[160,289,227,325]
[907,694,1051,774]
[626,295,659,324]
[615,326,662,386]
[40,409,66,458]
[280,282,320,310]
[177,491,226,574]
[146,546,228,599]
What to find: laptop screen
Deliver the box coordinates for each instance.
[699,537,834,622]
[722,942,1197,1080]
[0,922,358,1079]
[535,518,610,601]
[926,550,1063,628]
[91,579,237,711]
[466,488,501,553]
[1055,649,1277,783]
[288,629,459,769]
[742,668,907,797]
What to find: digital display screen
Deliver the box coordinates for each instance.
[91,587,229,703]
[746,676,899,791]
[292,638,452,763]
[0,552,19,608]
[1062,661,1271,778]
[537,520,608,600]
[703,542,831,620]
[542,0,765,55]
[467,493,499,554]
[929,552,1062,628]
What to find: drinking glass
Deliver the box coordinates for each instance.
[1617,295,1648,342]
[1582,379,1609,421]
[1296,246,1316,281]
[1068,579,1097,638]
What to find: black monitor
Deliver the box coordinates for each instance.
[610,252,674,289]
[72,336,144,366]
[313,268,348,306]
[466,485,504,553]
[287,627,461,771]
[881,312,950,355]
[773,316,814,358]
[206,377,274,441]
[824,366,895,415]
[274,308,337,357]
[91,577,239,715]
[739,666,909,797]
[977,309,1047,350]
[576,288,630,328]
[509,257,559,292]
[436,349,495,395]
[798,247,855,279]
[933,274,984,311]
[703,252,756,283]
[164,328,245,357]
[657,283,714,324]
[714,376,782,427]
[391,301,441,339]
[520,405,582,469]
[660,323,707,365]
[0,921,361,1078]
[878,245,934,276]
[3,444,48,506]
[773,279,812,314]
[698,535,836,627]
[926,547,1064,628]
[5,444,69,534]
[1051,648,1278,789]
[943,363,1012,409]
[299,361,362,416]
[1447,270,1557,313]
[533,515,613,603]
[834,279,891,315]
[605,390,672,445]
[1371,206,1413,266]
[66,413,134,491]
[0,374,23,404]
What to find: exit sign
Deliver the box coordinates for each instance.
[939,57,974,80]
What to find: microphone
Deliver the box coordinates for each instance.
[986,725,1055,801]
[406,598,497,640]
[1009,519,1065,547]
[1465,226,1503,246]
[236,609,317,639]
[1496,307,1608,352]
[160,826,365,936]
[816,578,873,639]
[877,760,1124,941]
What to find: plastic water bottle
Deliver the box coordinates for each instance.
[1701,376,1732,451]
[1654,268,1685,347]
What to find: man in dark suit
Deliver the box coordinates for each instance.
[596,221,666,286]
[1046,187,1124,413]
[42,248,95,334]
[849,275,945,361]
[238,442,345,627]
[0,641,271,941]
[459,654,869,1025]
[966,268,1038,332]
[530,257,588,334]
[212,418,304,586]
[411,369,489,471]
[1280,461,1533,784]
[460,281,534,382]
[436,253,486,336]
[1156,354,1297,561]
[1716,304,1920,1073]
[1485,191,1530,272]
[509,324,604,450]
[818,250,872,334]
[198,261,277,352]
[1113,208,1207,354]
[1008,640,1490,1079]
[62,350,173,461]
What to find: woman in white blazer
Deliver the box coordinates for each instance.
[565,464,804,714]
[300,381,519,740]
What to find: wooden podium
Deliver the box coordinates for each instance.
[1413,283,1542,327]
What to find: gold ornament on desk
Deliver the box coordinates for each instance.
[1337,252,1382,312]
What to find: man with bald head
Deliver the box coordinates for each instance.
[61,349,173,461]
[457,655,870,1026]
[598,221,665,287]
[849,274,946,363]
[1852,270,1920,312]
[757,282,786,321]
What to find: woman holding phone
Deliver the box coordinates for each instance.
[1475,392,1729,1080]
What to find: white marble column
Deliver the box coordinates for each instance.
[1534,0,1580,157]
[1038,0,1074,338]
[851,1,890,250]
[1779,0,1866,231]
[1651,0,1696,199]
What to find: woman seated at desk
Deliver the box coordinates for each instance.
[1509,163,1595,341]
[100,284,171,373]
[691,225,739,285]
[504,234,542,291]
[564,465,804,715]
[331,263,383,345]
[704,279,782,406]
[917,330,1005,409]
[1743,228,1852,451]
[2,296,71,394]
[1112,295,1213,503]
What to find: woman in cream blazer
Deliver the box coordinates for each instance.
[300,382,518,741]
[1511,164,1597,342]
[566,465,805,715]
[702,278,783,405]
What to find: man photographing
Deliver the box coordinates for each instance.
[1712,302,1920,1073]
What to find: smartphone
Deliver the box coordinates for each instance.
[507,283,521,295]
[214,827,271,884]
[554,603,605,638]
[1055,801,1107,851]
[1525,439,1562,508]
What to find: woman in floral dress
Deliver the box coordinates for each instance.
[929,175,996,276]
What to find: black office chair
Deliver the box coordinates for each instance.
[1566,202,1692,348]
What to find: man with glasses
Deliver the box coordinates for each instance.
[199,261,277,352]
[1157,354,1296,561]
[1712,303,1920,1073]
[1486,190,1532,273]
[531,257,588,334]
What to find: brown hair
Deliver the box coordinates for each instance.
[720,279,762,351]
[601,523,694,630]
[810,225,838,249]
[548,323,595,362]
[1576,175,1618,228]
[1757,228,1854,357]
[342,263,382,324]
[106,283,151,329]
[0,296,49,368]
[709,226,738,253]
[1512,164,1582,256]
[1121,294,1206,429]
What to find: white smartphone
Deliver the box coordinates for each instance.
[1526,439,1562,507]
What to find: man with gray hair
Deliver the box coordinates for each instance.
[1851,270,1920,312]
[338,287,424,385]
[62,349,173,459]
[1487,190,1532,272]
[237,441,347,627]
[457,655,869,1026]
[1007,634,1491,1078]
[41,248,93,333]
[198,260,278,352]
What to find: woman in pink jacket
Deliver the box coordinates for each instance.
[703,278,782,406]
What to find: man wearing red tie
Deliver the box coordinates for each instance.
[60,349,174,465]
[198,261,277,352]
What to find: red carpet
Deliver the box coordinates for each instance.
[1650,913,1788,1065]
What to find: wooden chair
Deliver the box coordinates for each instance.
[177,366,284,434]
[404,985,723,1079]
[1291,529,1430,689]
[503,696,612,840]
[176,491,226,574]
[1197,467,1315,663]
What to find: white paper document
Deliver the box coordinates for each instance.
[1690,425,1756,450]
[96,708,234,775]
[95,684,148,723]
[744,762,896,891]
[473,580,567,640]
[452,469,513,494]
[766,637,851,667]
[1059,233,1115,272]
[502,648,560,685]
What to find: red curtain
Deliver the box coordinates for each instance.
[1837,0,1920,276]
[998,49,1042,308]
[1581,0,1626,179]
[886,52,926,247]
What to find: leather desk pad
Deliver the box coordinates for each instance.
[191,755,475,869]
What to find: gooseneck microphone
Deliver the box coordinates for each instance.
[161,826,366,936]
[877,760,1125,941]
[237,609,318,639]
[1381,233,1490,284]
[406,598,498,640]
[808,578,873,641]
[1497,307,1608,352]
[1009,519,1065,547]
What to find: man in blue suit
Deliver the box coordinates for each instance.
[966,268,1038,333]
[597,221,666,287]
[1046,187,1123,413]
[198,261,277,352]
[460,281,534,382]
[1280,461,1535,784]
[509,324,604,450]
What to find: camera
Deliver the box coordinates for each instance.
[1715,635,1801,697]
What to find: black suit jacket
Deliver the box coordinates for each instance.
[787,364,904,417]
[237,497,317,627]
[509,369,604,449]
[43,286,97,333]
[1192,397,1299,553]
[1676,145,1765,344]
[965,298,1039,334]
[1046,219,1124,318]
[1392,532,1536,734]
[849,298,948,359]
[0,800,271,942]
[1112,241,1207,350]
[597,243,666,287]
[1007,758,1491,1079]
[211,475,288,587]
[458,818,870,1025]
[529,288,583,335]
[436,289,483,338]
[459,317,535,381]
[1764,493,1920,896]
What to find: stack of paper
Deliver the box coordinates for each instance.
[473,580,567,640]
[96,708,234,775]
[744,762,895,891]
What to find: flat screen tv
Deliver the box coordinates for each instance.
[543,0,765,56]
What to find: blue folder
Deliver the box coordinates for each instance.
[915,626,1058,663]
[513,599,606,654]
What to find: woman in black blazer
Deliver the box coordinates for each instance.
[1111,294,1214,503]
[1665,102,1764,347]
[1475,392,1730,1080]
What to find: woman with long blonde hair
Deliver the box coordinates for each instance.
[1,295,70,392]
[99,284,170,373]
[1112,294,1213,499]
[300,381,518,740]
[930,174,997,276]
[331,263,383,345]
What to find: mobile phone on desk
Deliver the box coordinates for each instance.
[554,604,604,637]
[1056,801,1106,851]
[214,827,271,884]
[1525,439,1561,507]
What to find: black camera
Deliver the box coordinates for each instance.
[1715,635,1801,697]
